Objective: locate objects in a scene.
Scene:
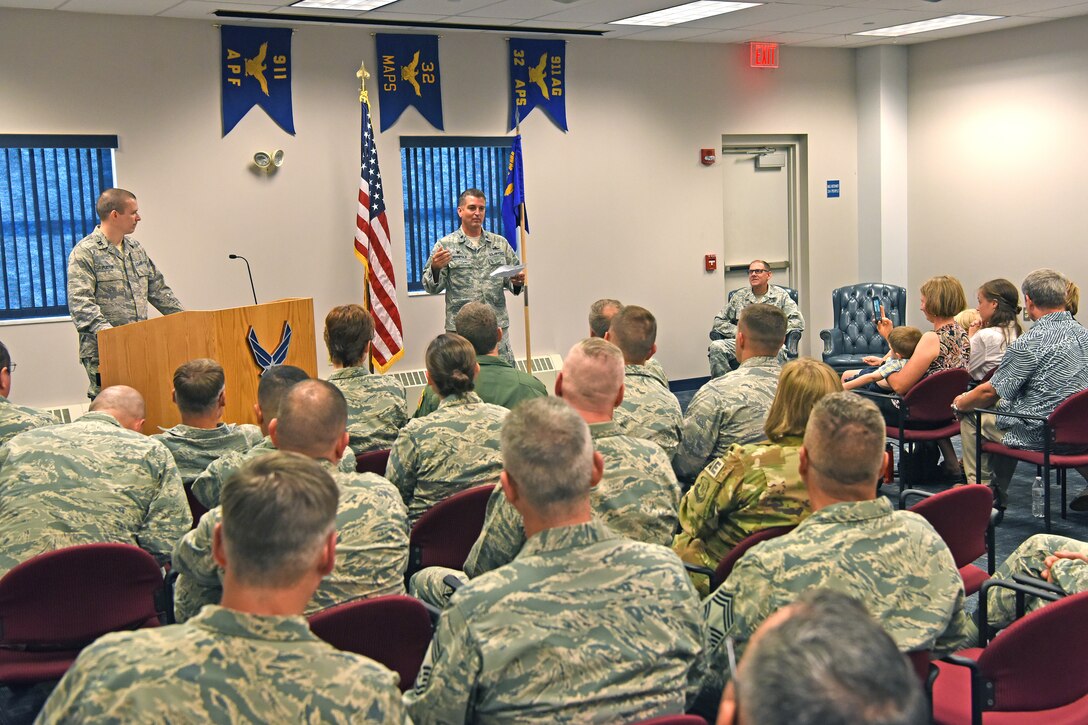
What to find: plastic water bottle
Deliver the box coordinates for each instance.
[1032,476,1045,518]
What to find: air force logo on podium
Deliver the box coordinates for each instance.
[376,33,444,132]
[221,25,295,136]
[508,38,566,131]
[247,322,292,374]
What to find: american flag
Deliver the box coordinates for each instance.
[354,97,404,372]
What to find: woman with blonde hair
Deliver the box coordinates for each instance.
[673,358,842,594]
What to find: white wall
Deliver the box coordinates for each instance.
[0,9,860,408]
[908,16,1088,323]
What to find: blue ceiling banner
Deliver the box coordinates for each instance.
[508,38,566,132]
[376,33,444,132]
[221,24,294,136]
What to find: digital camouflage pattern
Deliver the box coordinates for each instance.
[387,392,506,523]
[152,422,263,486]
[984,533,1088,630]
[404,521,706,725]
[0,395,55,446]
[36,605,408,724]
[190,436,358,510]
[644,357,670,388]
[708,285,803,377]
[672,357,781,484]
[327,366,408,453]
[413,355,546,418]
[422,229,522,364]
[172,461,409,622]
[673,437,810,596]
[0,412,189,576]
[614,363,683,458]
[701,498,972,700]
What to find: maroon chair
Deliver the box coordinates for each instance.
[356,448,391,476]
[974,389,1088,531]
[0,543,166,684]
[309,595,433,692]
[183,482,209,529]
[900,486,996,596]
[931,590,1088,724]
[406,484,493,578]
[710,525,796,591]
[632,716,708,725]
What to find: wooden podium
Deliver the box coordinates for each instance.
[97,298,318,435]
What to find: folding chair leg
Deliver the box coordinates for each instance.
[1060,468,1068,519]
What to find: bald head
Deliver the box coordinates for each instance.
[90,385,146,431]
[269,380,348,460]
[557,338,624,418]
[589,299,623,338]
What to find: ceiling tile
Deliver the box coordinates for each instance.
[59,0,177,13]
[157,1,280,19]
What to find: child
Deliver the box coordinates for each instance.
[841,326,923,392]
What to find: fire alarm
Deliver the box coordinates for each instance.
[701,148,716,166]
[705,254,717,272]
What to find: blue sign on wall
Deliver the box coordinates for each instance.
[827,180,840,198]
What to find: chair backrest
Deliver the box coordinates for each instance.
[712,525,796,590]
[728,284,799,306]
[356,448,391,476]
[1048,389,1088,448]
[0,543,164,648]
[632,716,708,725]
[183,482,209,529]
[900,368,972,424]
[978,590,1088,711]
[408,484,494,573]
[830,283,906,356]
[908,486,992,568]
[308,594,433,692]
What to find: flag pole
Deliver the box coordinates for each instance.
[358,60,375,373]
[515,115,532,371]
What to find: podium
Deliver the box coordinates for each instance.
[97,298,318,435]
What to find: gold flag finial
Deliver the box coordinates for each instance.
[357,61,371,106]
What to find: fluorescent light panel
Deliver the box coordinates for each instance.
[612,1,762,28]
[854,14,1002,37]
[291,0,397,10]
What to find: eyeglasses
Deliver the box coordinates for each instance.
[6,363,15,372]
[748,269,769,276]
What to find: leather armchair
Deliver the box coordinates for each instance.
[820,283,906,372]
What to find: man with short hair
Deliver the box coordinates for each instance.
[190,365,356,510]
[952,268,1088,510]
[414,301,546,417]
[152,358,263,486]
[0,341,55,445]
[0,385,189,577]
[423,188,525,365]
[590,297,669,385]
[606,304,683,457]
[67,188,184,398]
[673,304,786,485]
[700,393,970,704]
[38,452,408,723]
[173,380,409,622]
[717,589,927,725]
[708,259,803,377]
[404,397,705,724]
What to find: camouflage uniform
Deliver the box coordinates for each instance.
[0,395,55,446]
[984,534,1088,630]
[152,422,263,486]
[614,363,683,458]
[388,392,506,523]
[172,462,409,622]
[0,412,189,577]
[701,498,971,700]
[67,228,184,397]
[673,436,809,596]
[708,285,803,377]
[422,229,522,365]
[413,354,546,418]
[36,605,408,723]
[404,521,706,725]
[672,356,781,485]
[190,436,357,510]
[327,366,408,453]
[644,357,670,387]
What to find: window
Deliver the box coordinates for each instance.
[0,134,117,321]
[400,136,513,294]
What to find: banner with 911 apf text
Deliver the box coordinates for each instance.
[508,38,566,132]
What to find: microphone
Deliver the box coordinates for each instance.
[228,254,258,306]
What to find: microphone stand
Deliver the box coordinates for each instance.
[228,254,258,305]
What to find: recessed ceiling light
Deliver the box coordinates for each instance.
[612,1,762,28]
[291,0,398,10]
[854,14,1002,37]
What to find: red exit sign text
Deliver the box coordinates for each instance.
[750,42,779,68]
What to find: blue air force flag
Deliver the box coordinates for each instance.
[376,34,444,132]
[221,25,294,136]
[508,38,566,131]
[501,135,529,252]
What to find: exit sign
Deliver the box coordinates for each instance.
[750,42,779,68]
